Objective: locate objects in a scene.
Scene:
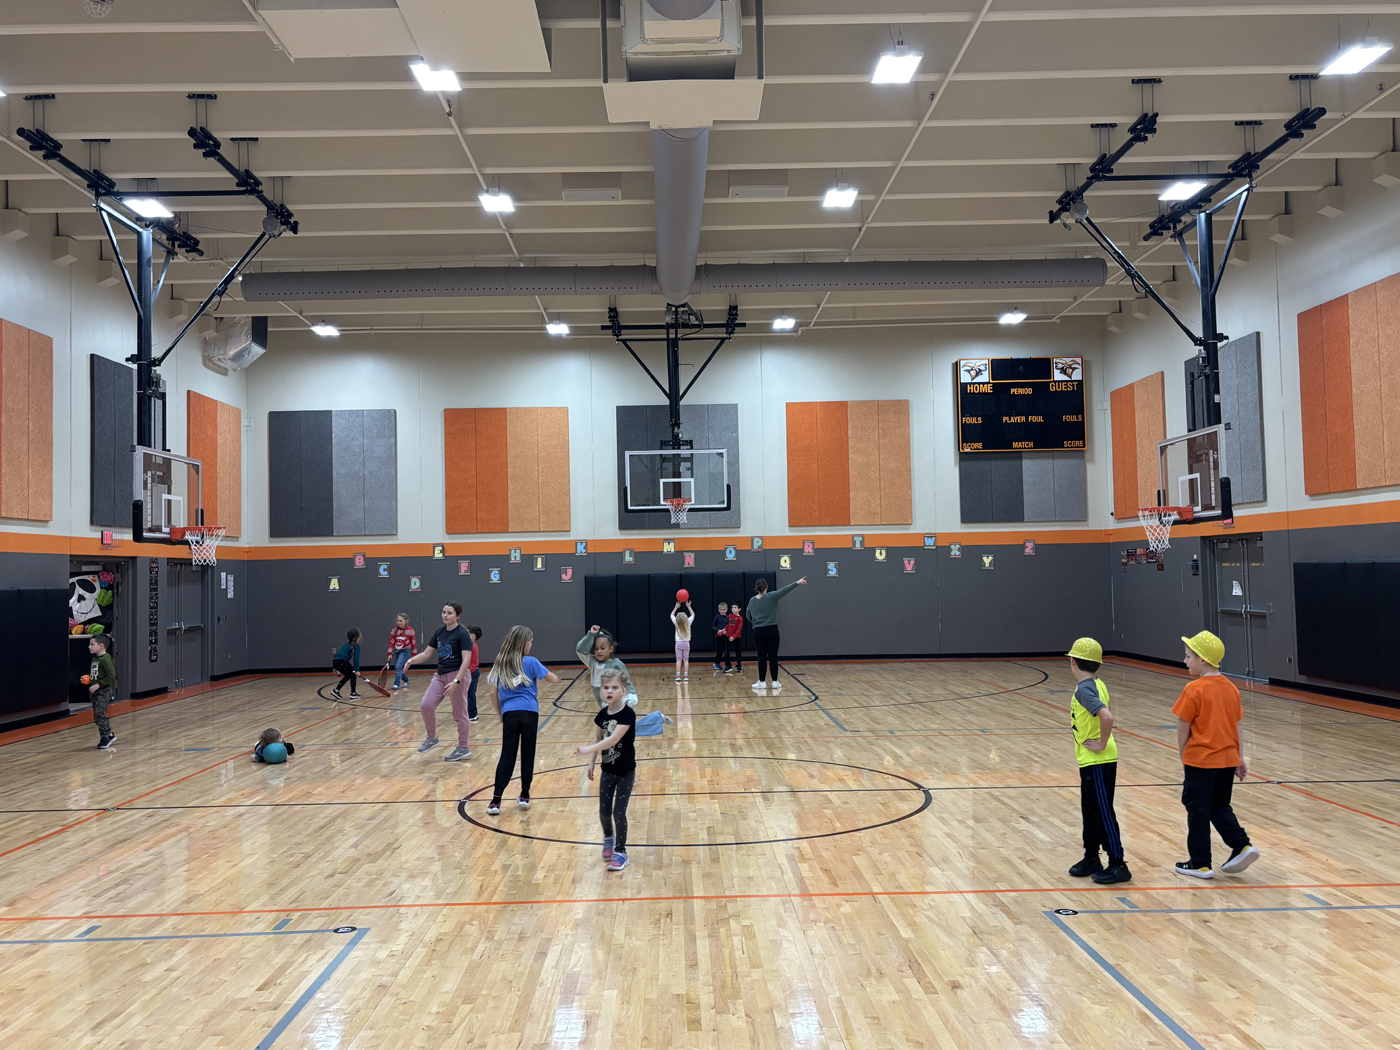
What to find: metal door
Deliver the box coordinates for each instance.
[165,562,208,689]
[1212,536,1269,679]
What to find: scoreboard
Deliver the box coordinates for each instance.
[957,357,1086,452]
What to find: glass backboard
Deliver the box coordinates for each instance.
[1158,425,1227,517]
[624,448,730,512]
[133,446,203,542]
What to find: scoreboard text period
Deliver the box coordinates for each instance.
[957,357,1086,452]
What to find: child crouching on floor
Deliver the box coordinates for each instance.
[253,728,296,763]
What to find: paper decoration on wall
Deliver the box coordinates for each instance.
[533,555,546,571]
[458,560,471,575]
[148,559,159,663]
[489,568,502,584]
[683,552,695,568]
[1023,540,1036,556]
[409,576,422,592]
[575,541,588,555]
[227,574,234,599]
[779,555,792,570]
[1110,371,1167,519]
[378,562,389,577]
[802,541,815,555]
[623,549,635,564]
[724,545,736,560]
[852,535,864,549]
[444,406,570,533]
[69,573,116,636]
[329,576,340,591]
[786,400,913,526]
[662,540,675,554]
[353,553,366,568]
[924,535,937,547]
[903,558,915,573]
[982,555,995,570]
[187,391,242,538]
[1,318,54,522]
[561,566,573,582]
[510,548,522,563]
[751,537,763,550]
[875,548,887,562]
[432,544,445,559]
[826,561,838,577]
[949,543,962,558]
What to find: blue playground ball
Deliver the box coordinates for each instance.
[262,742,288,764]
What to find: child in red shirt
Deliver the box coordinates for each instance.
[387,613,416,690]
[723,607,744,674]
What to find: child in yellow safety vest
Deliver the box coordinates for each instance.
[1065,638,1131,884]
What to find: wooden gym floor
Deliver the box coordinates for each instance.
[1,658,1398,1049]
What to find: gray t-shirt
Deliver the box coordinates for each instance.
[1073,677,1106,715]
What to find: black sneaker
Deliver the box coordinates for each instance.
[1092,863,1132,884]
[97,734,116,750]
[1221,845,1260,874]
[1068,856,1103,878]
[349,692,361,700]
[1174,861,1214,880]
[331,687,342,698]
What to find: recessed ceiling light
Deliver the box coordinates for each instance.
[772,315,797,331]
[410,61,461,92]
[125,198,173,218]
[310,322,339,337]
[1321,38,1392,75]
[1159,180,1208,202]
[545,321,570,335]
[823,185,858,209]
[872,49,923,84]
[998,309,1027,325]
[479,191,515,213]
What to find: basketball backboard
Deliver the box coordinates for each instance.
[133,446,203,543]
[1158,425,1230,519]
[624,448,730,512]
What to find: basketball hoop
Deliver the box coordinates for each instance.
[84,0,116,17]
[1137,506,1192,553]
[171,525,227,566]
[664,497,692,525]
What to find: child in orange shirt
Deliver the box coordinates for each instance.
[1172,631,1260,879]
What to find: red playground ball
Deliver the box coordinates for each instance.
[676,588,690,602]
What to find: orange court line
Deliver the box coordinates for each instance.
[2,880,1398,926]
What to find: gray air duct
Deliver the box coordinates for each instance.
[239,259,1108,302]
[652,127,711,304]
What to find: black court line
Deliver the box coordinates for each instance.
[784,670,847,731]
[458,755,933,848]
[537,671,584,734]
[318,672,583,715]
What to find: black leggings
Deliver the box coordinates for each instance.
[754,625,780,681]
[332,659,357,693]
[493,709,539,801]
[599,769,636,851]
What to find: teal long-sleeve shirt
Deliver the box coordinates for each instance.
[746,581,800,628]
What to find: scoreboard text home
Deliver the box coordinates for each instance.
[957,357,1086,452]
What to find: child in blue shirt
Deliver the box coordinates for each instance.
[485,625,559,815]
[331,628,361,699]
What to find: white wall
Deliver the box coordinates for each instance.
[1103,156,1400,520]
[246,318,1109,545]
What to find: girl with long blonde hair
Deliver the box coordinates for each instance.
[485,625,559,816]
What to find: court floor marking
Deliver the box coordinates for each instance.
[0,924,368,1050]
[1047,899,1400,1050]
[3,880,1397,925]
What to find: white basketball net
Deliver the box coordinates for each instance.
[1138,507,1179,553]
[85,0,116,16]
[665,497,692,525]
[182,526,227,566]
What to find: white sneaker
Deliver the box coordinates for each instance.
[751,680,766,691]
[770,681,782,691]
[1221,845,1260,874]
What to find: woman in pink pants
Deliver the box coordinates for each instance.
[403,601,474,761]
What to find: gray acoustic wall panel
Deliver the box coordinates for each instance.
[269,409,395,537]
[616,403,740,530]
[960,450,1086,523]
[1184,332,1265,504]
[89,354,136,527]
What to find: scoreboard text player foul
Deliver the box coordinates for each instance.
[957,357,1086,452]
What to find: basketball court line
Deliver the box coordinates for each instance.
[2,881,1397,926]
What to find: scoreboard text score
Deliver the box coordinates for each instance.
[957,357,1086,452]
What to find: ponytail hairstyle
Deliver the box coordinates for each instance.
[592,629,618,660]
[347,627,362,642]
[754,579,769,594]
[488,625,534,689]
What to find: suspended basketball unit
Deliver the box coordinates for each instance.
[1050,82,1328,535]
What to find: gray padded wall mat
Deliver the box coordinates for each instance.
[89,354,136,528]
[1184,332,1265,504]
[616,403,740,530]
[269,409,396,538]
[959,451,1086,523]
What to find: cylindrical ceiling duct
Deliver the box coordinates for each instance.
[651,127,710,305]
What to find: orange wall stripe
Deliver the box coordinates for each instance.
[1377,274,1400,486]
[877,400,913,526]
[785,402,820,526]
[846,400,881,525]
[475,408,510,534]
[1297,302,1330,494]
[1320,294,1358,492]
[815,400,851,526]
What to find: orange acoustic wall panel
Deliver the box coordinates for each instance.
[0,318,53,521]
[444,407,570,534]
[1109,372,1166,520]
[786,400,912,527]
[1298,273,1400,494]
[186,391,243,538]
